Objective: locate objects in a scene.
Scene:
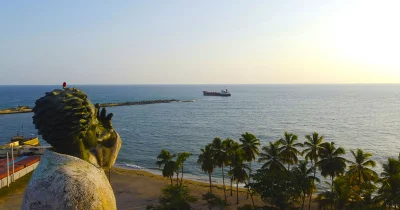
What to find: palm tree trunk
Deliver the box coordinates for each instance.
[180,165,184,186]
[331,175,334,210]
[170,176,173,185]
[247,161,251,199]
[308,162,315,210]
[288,163,290,171]
[302,193,305,210]
[236,181,239,204]
[248,181,255,207]
[208,172,212,193]
[222,164,226,201]
[230,165,233,196]
[176,172,179,186]
[251,192,255,207]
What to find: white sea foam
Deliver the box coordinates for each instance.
[115,162,246,187]
[124,163,143,169]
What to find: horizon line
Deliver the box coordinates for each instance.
[1,83,400,86]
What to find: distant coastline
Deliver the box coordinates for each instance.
[0,106,32,115]
[0,99,194,115]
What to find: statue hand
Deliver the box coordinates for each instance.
[95,104,114,131]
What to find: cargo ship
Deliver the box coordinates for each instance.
[203,89,231,97]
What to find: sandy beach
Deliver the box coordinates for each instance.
[0,167,266,210]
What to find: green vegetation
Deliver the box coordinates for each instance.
[156,131,400,209]
[157,149,177,185]
[303,132,325,210]
[202,192,229,210]
[146,185,197,210]
[0,172,33,198]
[177,152,192,186]
[198,144,217,193]
[211,137,229,200]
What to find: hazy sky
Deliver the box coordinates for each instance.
[0,0,399,85]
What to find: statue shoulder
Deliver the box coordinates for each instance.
[22,151,116,210]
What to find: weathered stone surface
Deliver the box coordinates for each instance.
[22,150,116,210]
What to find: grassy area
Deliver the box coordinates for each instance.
[0,172,33,197]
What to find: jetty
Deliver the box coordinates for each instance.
[0,106,32,115]
[99,99,194,107]
[0,99,194,115]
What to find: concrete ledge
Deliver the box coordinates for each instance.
[0,162,39,189]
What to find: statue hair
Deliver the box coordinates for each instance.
[32,88,94,150]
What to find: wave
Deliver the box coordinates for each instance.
[115,162,246,187]
[120,163,143,169]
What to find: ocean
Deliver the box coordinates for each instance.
[0,84,399,184]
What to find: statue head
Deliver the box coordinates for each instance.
[32,88,121,169]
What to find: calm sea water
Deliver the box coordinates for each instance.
[0,85,399,184]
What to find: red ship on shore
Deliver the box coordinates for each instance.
[203,89,231,97]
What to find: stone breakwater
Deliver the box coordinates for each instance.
[100,99,194,107]
[0,99,194,115]
[0,106,32,115]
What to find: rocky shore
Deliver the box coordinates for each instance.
[0,99,194,115]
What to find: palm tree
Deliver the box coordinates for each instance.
[376,176,400,209]
[278,131,302,170]
[177,152,192,186]
[316,177,362,210]
[293,160,319,210]
[239,132,261,169]
[157,149,177,185]
[258,141,286,171]
[317,142,347,194]
[198,144,216,193]
[381,157,400,180]
[228,151,250,204]
[212,137,229,201]
[302,132,324,210]
[223,138,240,196]
[347,149,378,192]
[239,132,260,198]
[376,157,400,209]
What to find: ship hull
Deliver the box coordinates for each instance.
[203,91,231,96]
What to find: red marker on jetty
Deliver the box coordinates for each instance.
[63,82,66,89]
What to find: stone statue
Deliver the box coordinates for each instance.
[22,88,122,210]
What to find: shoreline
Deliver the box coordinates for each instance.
[112,166,245,190]
[114,164,245,187]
